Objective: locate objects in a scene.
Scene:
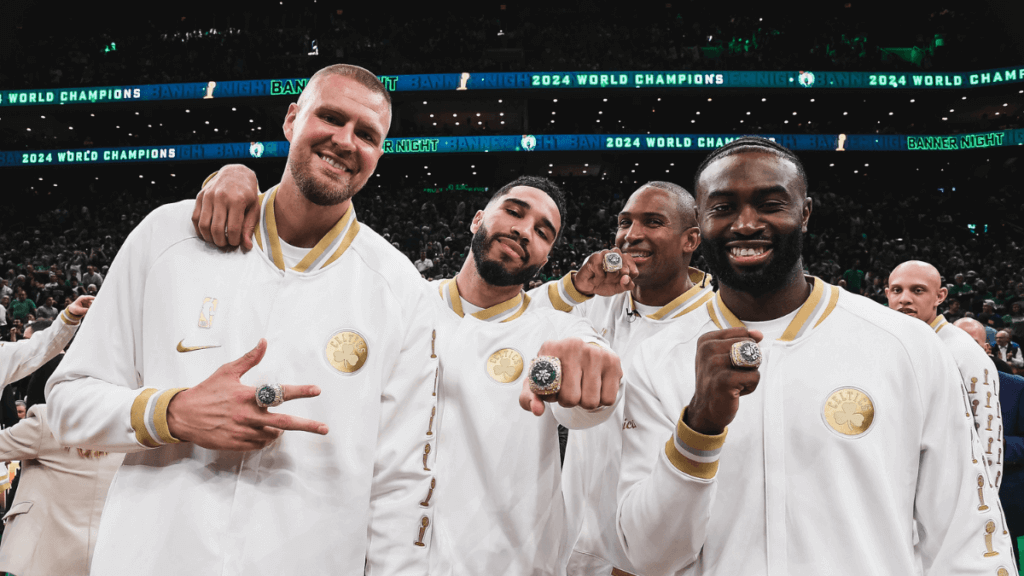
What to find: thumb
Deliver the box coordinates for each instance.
[227,338,267,378]
[747,329,764,343]
[242,206,260,252]
[519,383,546,417]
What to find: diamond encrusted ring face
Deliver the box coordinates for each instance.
[603,252,623,273]
[528,356,562,395]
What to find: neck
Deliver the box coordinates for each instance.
[632,265,694,307]
[718,264,811,322]
[274,173,351,248]
[456,255,522,309]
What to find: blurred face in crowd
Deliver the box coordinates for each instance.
[696,151,810,297]
[955,274,964,285]
[983,302,995,314]
[950,300,961,313]
[283,74,390,207]
[886,260,946,326]
[16,405,25,419]
[616,186,699,289]
[996,331,1010,347]
[469,186,560,287]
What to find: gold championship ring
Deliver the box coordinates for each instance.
[602,252,623,273]
[729,341,761,369]
[527,356,562,396]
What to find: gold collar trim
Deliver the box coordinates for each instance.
[930,314,949,333]
[254,186,360,272]
[706,277,839,342]
[629,268,714,321]
[439,276,531,323]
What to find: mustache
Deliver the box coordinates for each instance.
[490,233,530,262]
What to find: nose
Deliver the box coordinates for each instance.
[732,204,764,235]
[332,123,357,152]
[623,222,643,246]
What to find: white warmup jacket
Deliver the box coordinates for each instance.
[931,314,1004,487]
[618,279,1013,576]
[531,269,713,576]
[1,307,80,388]
[426,277,619,576]
[46,190,438,576]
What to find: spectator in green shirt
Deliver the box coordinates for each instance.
[842,259,866,293]
[8,291,35,322]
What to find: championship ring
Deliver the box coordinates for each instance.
[602,252,623,273]
[527,356,562,396]
[255,383,284,408]
[729,341,761,369]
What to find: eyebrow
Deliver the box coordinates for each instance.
[618,210,669,219]
[505,198,557,237]
[705,185,789,200]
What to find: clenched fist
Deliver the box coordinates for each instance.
[684,328,764,435]
[520,338,622,416]
[571,248,639,297]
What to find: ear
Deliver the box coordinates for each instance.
[884,287,891,299]
[937,287,948,306]
[282,103,299,142]
[800,196,813,233]
[681,226,701,254]
[470,210,484,234]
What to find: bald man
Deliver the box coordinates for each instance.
[888,261,1003,487]
[531,181,711,576]
[957,318,1014,374]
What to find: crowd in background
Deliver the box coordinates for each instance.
[1,3,1013,91]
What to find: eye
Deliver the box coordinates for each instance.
[618,219,630,228]
[536,228,549,240]
[506,208,521,217]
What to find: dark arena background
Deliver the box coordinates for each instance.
[2,0,1024,568]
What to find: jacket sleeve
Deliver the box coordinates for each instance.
[526,272,592,314]
[0,310,80,388]
[617,344,722,575]
[962,350,1004,488]
[46,202,195,452]
[365,283,439,576]
[0,405,45,461]
[913,343,1013,575]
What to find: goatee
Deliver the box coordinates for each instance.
[471,224,541,287]
[701,228,804,297]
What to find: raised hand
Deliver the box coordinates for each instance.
[166,339,327,450]
[68,295,95,317]
[191,164,261,250]
[519,338,622,417]
[684,328,764,435]
[571,248,639,297]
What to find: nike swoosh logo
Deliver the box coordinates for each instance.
[176,340,221,353]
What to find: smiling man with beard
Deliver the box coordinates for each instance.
[529,181,713,576]
[887,260,1003,487]
[614,137,1010,575]
[189,171,625,575]
[47,64,442,576]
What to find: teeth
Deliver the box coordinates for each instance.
[730,247,766,257]
[627,251,651,258]
[319,154,349,172]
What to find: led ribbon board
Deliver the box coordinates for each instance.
[3,65,1023,107]
[2,130,1020,167]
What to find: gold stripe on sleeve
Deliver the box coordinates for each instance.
[153,388,190,444]
[131,389,161,448]
[59,308,82,326]
[664,439,720,479]
[562,272,592,304]
[675,408,728,452]
[547,282,573,312]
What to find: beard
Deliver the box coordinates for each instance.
[701,228,804,297]
[471,223,541,287]
[289,153,359,207]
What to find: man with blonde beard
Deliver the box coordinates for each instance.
[887,260,1003,486]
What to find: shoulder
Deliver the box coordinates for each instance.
[119,199,200,261]
[349,223,429,306]
[637,305,714,362]
[832,290,938,344]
